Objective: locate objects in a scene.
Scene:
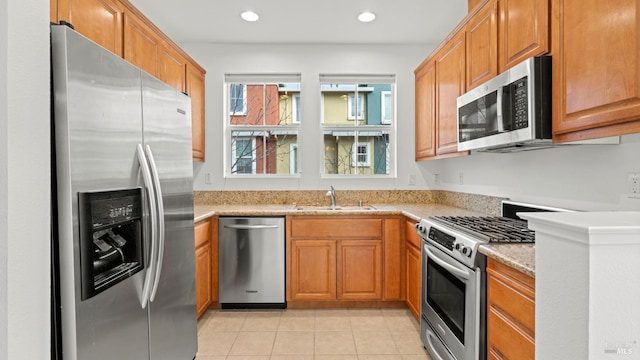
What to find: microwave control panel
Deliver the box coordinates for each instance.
[512,76,528,129]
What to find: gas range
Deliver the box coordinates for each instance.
[416,200,566,269]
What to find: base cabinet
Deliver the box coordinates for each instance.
[404,218,421,320]
[486,258,535,360]
[287,216,401,303]
[290,240,337,300]
[194,218,214,318]
[337,240,383,300]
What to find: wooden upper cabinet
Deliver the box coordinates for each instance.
[187,65,206,162]
[57,0,124,56]
[415,61,437,160]
[51,0,58,23]
[498,0,549,71]
[158,44,187,93]
[466,0,498,89]
[123,12,160,77]
[552,0,640,142]
[435,31,468,156]
[468,0,484,13]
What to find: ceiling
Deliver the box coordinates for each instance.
[128,0,468,45]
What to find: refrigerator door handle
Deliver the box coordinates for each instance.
[145,145,165,302]
[137,144,158,309]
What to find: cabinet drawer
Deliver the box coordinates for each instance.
[291,218,383,239]
[194,219,211,248]
[487,273,535,335]
[487,306,534,360]
[405,219,421,249]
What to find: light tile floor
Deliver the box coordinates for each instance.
[196,308,433,360]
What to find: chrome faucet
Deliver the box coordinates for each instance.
[326,185,337,208]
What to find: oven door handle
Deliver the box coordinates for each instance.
[425,245,471,280]
[425,327,452,360]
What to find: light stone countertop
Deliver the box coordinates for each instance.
[193,203,536,277]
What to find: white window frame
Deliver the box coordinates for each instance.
[347,93,365,120]
[229,84,247,116]
[224,73,301,177]
[319,74,396,178]
[352,142,371,167]
[231,136,256,174]
[292,94,301,123]
[381,90,392,125]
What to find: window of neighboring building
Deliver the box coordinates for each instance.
[289,144,298,174]
[352,142,370,167]
[347,93,366,120]
[229,84,246,115]
[224,74,301,176]
[292,94,301,123]
[381,91,392,125]
[320,75,396,177]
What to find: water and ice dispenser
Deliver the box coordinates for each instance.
[78,188,144,300]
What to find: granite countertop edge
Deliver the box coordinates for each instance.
[194,203,535,277]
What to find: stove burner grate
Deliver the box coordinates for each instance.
[431,216,535,243]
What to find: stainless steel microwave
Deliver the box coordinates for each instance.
[457,56,552,152]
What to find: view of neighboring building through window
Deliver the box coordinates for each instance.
[225,74,301,175]
[320,75,395,176]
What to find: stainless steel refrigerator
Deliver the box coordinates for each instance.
[50,25,197,360]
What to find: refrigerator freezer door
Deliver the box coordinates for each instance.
[141,74,198,360]
[51,26,150,360]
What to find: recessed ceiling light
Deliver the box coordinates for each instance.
[358,11,376,23]
[241,11,260,22]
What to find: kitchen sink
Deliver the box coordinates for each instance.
[294,205,376,211]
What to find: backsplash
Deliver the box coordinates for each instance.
[194,190,505,216]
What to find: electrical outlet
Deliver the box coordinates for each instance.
[205,172,212,184]
[409,174,416,185]
[630,173,640,194]
[434,174,440,185]
[459,172,464,185]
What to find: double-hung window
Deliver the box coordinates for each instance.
[225,74,301,176]
[320,75,396,176]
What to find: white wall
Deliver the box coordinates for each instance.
[430,134,640,211]
[0,0,51,358]
[183,42,640,211]
[183,42,443,191]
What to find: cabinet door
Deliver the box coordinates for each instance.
[405,244,421,320]
[486,258,535,360]
[552,0,640,142]
[194,220,212,318]
[289,240,336,300]
[187,65,206,162]
[499,0,549,71]
[436,31,468,156]
[337,240,383,300]
[57,0,124,56]
[415,61,437,160]
[466,0,498,89]
[383,218,403,300]
[158,44,187,93]
[51,0,58,23]
[123,12,159,77]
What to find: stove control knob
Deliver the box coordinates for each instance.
[461,247,472,257]
[454,243,461,251]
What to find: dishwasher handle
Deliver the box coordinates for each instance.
[223,224,280,230]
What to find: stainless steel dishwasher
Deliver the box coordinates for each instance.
[218,217,285,309]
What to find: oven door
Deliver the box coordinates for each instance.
[421,242,483,360]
